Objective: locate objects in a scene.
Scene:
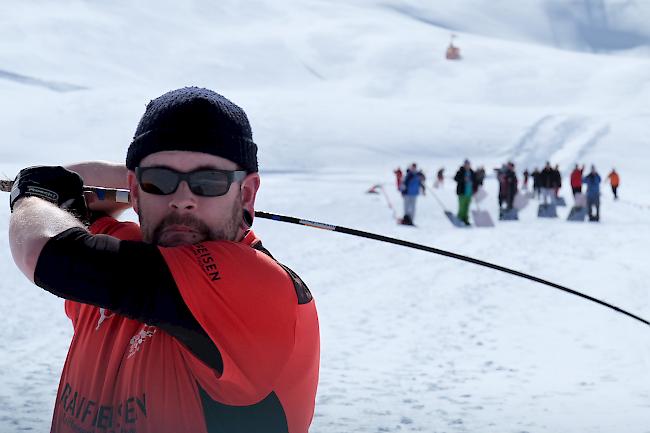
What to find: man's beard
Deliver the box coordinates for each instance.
[139,197,243,246]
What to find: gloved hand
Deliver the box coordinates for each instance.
[10,166,88,222]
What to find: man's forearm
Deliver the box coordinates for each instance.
[65,161,131,216]
[9,197,85,282]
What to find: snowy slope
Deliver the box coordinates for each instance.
[2,0,650,189]
[1,1,649,432]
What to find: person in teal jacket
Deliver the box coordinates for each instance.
[454,159,478,225]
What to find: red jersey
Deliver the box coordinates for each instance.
[50,217,319,433]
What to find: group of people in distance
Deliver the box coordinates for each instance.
[531,163,620,222]
[393,160,620,226]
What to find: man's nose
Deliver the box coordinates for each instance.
[169,181,197,210]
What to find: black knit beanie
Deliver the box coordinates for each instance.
[126,87,258,172]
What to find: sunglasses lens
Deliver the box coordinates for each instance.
[139,168,180,195]
[188,170,231,196]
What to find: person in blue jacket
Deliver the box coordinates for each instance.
[583,165,602,221]
[400,163,425,225]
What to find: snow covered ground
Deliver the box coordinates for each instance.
[1,1,649,432]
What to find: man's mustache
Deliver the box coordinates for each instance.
[153,213,211,239]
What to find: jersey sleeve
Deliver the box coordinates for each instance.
[159,241,298,405]
[63,216,142,327]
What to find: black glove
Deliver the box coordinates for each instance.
[10,166,88,221]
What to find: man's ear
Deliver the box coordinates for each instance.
[240,172,260,225]
[127,171,140,214]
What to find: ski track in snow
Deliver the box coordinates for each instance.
[509,115,611,171]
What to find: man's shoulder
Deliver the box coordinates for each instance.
[161,236,313,308]
[159,233,287,280]
[250,240,313,305]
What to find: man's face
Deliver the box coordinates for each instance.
[128,151,260,247]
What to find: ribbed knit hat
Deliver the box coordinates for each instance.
[126,87,258,172]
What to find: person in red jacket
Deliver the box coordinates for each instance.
[8,87,320,433]
[570,164,584,197]
[394,167,403,191]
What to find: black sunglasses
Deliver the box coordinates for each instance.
[136,166,247,197]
